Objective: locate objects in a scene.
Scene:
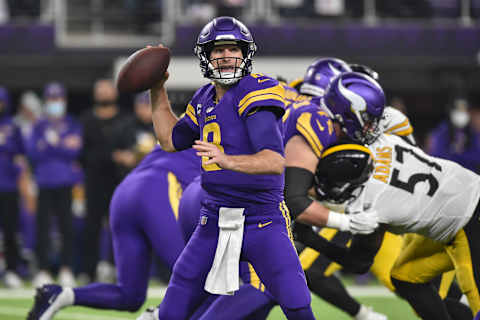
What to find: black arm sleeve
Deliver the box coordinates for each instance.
[294,222,386,274]
[284,166,314,220]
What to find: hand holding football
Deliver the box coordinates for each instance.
[116,46,171,93]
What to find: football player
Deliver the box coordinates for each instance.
[283,66,389,320]
[174,61,385,320]
[304,71,480,320]
[26,146,201,320]
[145,16,316,319]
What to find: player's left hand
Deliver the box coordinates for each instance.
[194,140,230,169]
[347,209,379,234]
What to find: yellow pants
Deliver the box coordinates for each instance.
[391,230,480,314]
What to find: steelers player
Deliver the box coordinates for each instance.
[308,72,480,320]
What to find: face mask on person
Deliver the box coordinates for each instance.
[45,101,66,118]
[450,109,470,128]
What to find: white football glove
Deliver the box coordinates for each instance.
[347,210,379,234]
[326,210,379,235]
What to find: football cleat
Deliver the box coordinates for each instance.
[355,305,388,320]
[136,306,159,320]
[27,284,67,320]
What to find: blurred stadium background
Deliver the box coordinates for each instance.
[1,0,479,143]
[0,0,479,319]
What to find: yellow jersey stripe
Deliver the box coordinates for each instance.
[238,84,285,115]
[238,94,285,116]
[289,78,303,89]
[322,144,374,160]
[167,172,183,220]
[385,119,409,133]
[296,113,324,157]
[186,104,198,126]
[392,127,414,136]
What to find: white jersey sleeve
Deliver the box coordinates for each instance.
[348,134,480,243]
[380,107,416,145]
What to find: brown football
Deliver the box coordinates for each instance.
[116,46,171,94]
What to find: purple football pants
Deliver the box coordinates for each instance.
[157,200,314,319]
[74,170,186,311]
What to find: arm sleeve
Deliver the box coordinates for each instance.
[294,222,385,273]
[172,116,199,151]
[245,109,284,155]
[284,166,314,220]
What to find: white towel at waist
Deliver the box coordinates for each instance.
[204,207,245,295]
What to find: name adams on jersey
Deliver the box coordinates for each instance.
[351,134,480,242]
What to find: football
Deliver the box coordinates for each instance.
[116,46,171,94]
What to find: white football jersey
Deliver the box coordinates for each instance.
[379,107,416,145]
[348,134,480,242]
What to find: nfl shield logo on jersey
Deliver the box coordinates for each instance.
[200,215,208,225]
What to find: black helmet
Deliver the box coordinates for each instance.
[349,63,379,81]
[314,140,374,204]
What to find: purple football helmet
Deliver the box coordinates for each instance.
[300,58,352,97]
[194,16,257,86]
[322,72,386,144]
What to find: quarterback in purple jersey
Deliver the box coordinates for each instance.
[27,146,201,320]
[183,62,385,320]
[144,16,315,320]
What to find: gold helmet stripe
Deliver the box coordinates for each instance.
[321,144,374,160]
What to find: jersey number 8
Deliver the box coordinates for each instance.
[202,122,224,171]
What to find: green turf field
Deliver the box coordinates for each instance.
[0,286,420,320]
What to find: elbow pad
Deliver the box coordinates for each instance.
[284,167,314,220]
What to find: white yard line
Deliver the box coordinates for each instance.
[0,306,132,320]
[0,285,393,299]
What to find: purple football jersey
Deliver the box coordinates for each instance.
[281,82,310,106]
[181,73,287,206]
[133,146,201,187]
[283,99,337,156]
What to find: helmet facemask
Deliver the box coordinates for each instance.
[347,109,382,145]
[315,179,366,206]
[195,40,256,86]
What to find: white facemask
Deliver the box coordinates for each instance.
[45,101,66,118]
[450,109,470,128]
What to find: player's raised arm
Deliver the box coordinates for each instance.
[149,72,178,152]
